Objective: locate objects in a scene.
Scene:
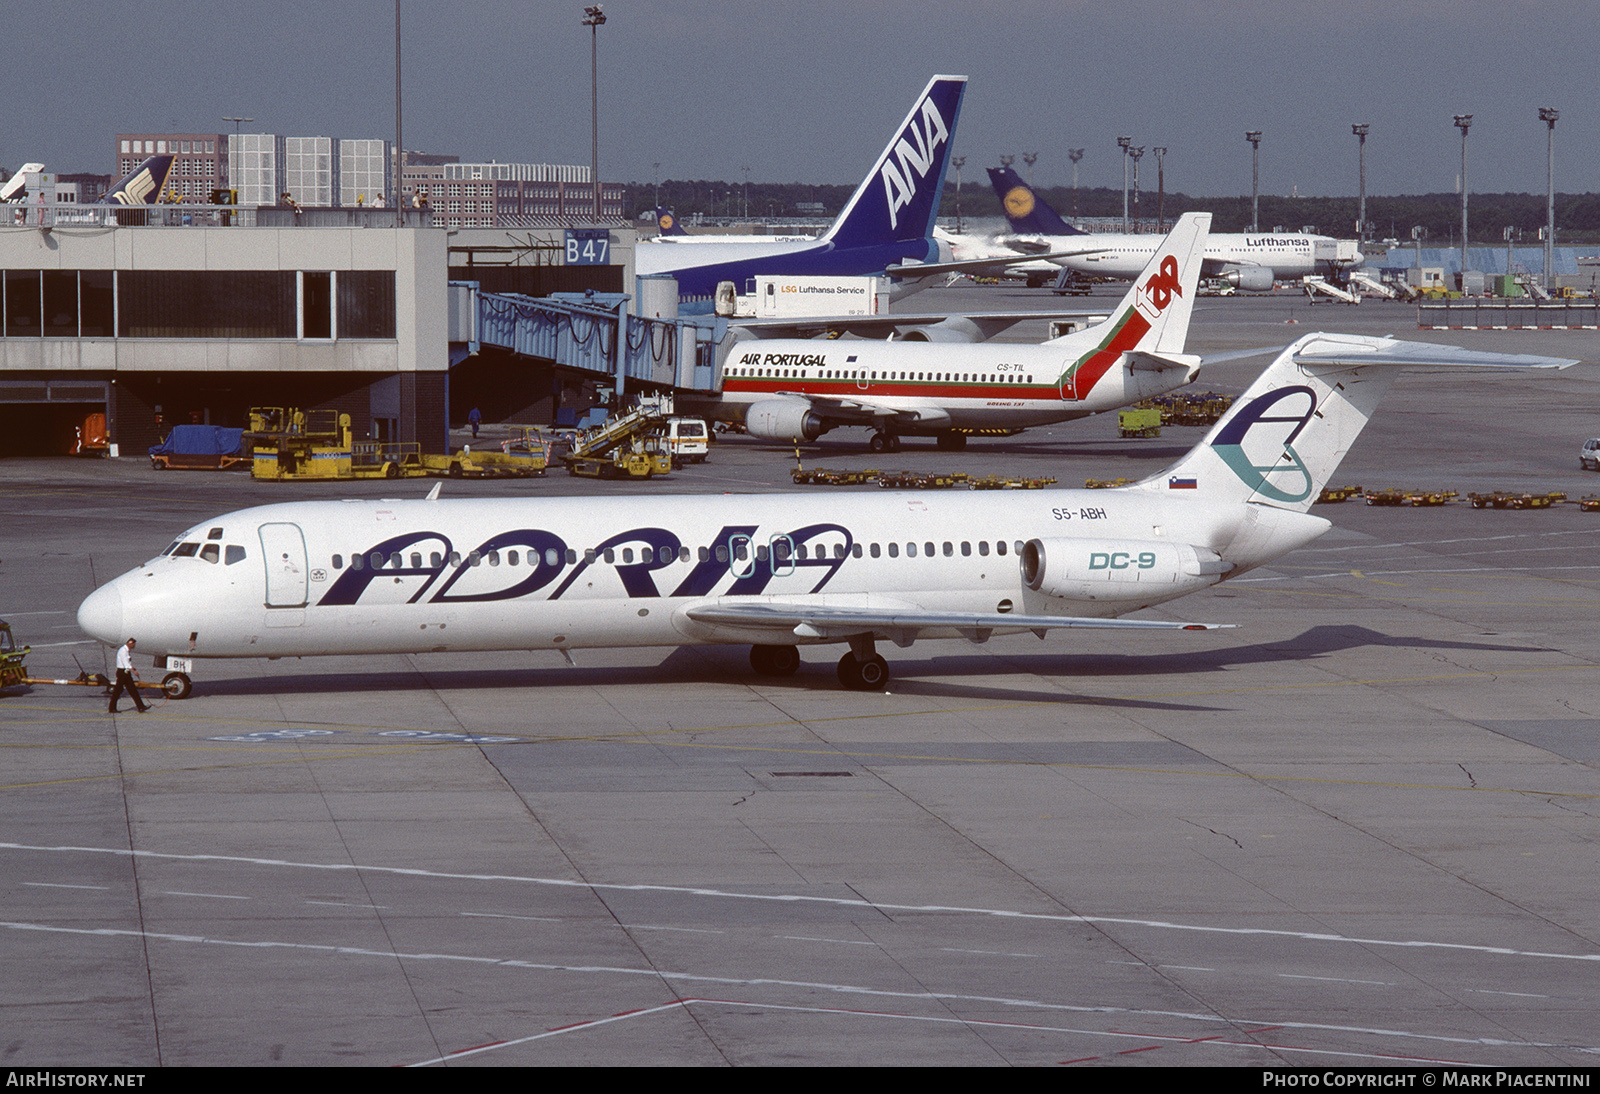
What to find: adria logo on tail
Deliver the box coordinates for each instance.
[1210,386,1318,502]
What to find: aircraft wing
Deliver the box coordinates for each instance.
[886,247,1109,281]
[684,601,1231,645]
[757,393,950,428]
[730,307,1107,341]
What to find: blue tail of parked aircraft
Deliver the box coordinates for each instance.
[654,207,686,235]
[822,75,966,249]
[102,155,176,205]
[986,165,1084,236]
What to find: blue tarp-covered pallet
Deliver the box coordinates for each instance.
[148,426,249,471]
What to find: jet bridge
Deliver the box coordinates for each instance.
[449,282,727,397]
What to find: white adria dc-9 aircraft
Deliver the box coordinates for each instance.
[78,338,1572,697]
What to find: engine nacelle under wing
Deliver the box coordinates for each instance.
[895,316,984,343]
[1021,537,1231,603]
[744,399,829,442]
[1220,265,1276,292]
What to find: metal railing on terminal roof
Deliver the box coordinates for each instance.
[2,203,433,229]
[1417,298,1600,329]
[451,282,726,394]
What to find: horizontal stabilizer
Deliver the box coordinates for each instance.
[1293,338,1577,370]
[887,246,1109,282]
[1126,351,1200,373]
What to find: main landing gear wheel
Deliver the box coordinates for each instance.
[750,644,801,677]
[869,433,901,454]
[161,672,192,700]
[836,652,889,691]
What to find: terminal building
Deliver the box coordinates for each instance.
[0,204,735,458]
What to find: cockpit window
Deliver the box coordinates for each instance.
[162,541,180,556]
[225,545,247,566]
[207,528,224,541]
[172,542,200,558]
[200,544,220,564]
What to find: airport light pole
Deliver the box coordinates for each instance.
[1067,148,1084,219]
[1152,147,1166,232]
[652,162,660,211]
[742,164,750,220]
[1117,136,1131,232]
[1245,131,1262,233]
[394,0,403,225]
[1129,146,1145,233]
[1351,123,1369,244]
[1540,107,1558,292]
[1022,151,1038,186]
[1453,114,1471,283]
[583,5,607,222]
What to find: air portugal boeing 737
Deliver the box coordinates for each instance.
[721,213,1210,451]
[77,336,1573,698]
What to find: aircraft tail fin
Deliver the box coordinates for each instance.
[821,75,967,249]
[1,163,47,203]
[1047,212,1209,398]
[987,165,1084,236]
[1140,335,1578,513]
[654,207,685,235]
[100,155,176,205]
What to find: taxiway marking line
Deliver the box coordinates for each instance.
[0,743,459,791]
[421,996,1475,1067]
[6,844,1600,972]
[0,917,1540,1062]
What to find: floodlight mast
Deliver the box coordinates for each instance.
[1117,136,1131,232]
[1351,124,1369,244]
[1454,114,1472,282]
[1245,131,1262,232]
[1539,107,1558,292]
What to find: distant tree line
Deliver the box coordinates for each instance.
[625,180,1600,244]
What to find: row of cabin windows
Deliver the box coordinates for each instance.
[161,526,246,566]
[728,366,1033,385]
[329,539,1027,571]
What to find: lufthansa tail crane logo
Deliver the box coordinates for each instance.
[1136,255,1182,320]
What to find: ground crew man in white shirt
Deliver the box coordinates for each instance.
[109,638,149,714]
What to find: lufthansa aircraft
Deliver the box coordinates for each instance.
[988,166,1359,291]
[77,336,1573,697]
[635,77,1102,308]
[718,212,1211,451]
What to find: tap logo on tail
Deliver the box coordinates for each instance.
[1210,386,1318,503]
[1136,255,1182,322]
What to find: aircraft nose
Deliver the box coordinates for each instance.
[77,582,125,645]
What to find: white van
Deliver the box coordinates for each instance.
[1580,437,1600,471]
[656,417,710,465]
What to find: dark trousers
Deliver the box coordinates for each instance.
[109,669,148,712]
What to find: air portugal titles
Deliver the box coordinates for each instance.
[737,352,830,371]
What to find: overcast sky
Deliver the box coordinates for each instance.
[6,0,1593,196]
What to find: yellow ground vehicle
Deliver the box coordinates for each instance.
[561,396,678,479]
[249,408,359,480]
